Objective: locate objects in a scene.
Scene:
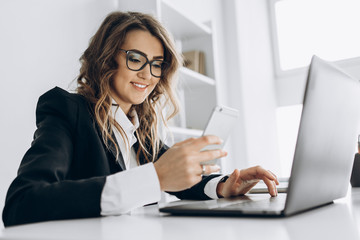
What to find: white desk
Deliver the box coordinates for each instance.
[1,188,360,240]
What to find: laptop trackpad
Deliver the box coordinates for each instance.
[160,194,286,215]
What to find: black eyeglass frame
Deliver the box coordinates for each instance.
[119,49,167,78]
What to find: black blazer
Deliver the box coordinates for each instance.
[2,87,219,227]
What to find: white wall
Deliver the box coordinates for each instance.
[221,0,280,174]
[166,0,216,23]
[0,0,117,228]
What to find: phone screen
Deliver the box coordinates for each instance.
[201,106,239,165]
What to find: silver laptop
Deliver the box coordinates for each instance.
[159,56,360,217]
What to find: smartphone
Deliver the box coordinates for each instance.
[201,105,239,165]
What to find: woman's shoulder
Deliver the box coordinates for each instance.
[39,86,87,105]
[36,86,90,119]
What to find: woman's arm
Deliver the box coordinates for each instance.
[2,88,106,227]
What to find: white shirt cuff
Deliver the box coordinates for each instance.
[203,175,224,199]
[101,163,161,216]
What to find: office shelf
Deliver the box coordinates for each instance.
[179,67,215,87]
[161,0,212,39]
[168,126,202,137]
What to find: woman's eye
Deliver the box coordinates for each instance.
[152,62,163,69]
[129,56,141,63]
[128,53,143,63]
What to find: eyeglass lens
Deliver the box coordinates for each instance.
[126,51,165,77]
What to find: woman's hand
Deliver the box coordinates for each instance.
[216,166,279,198]
[154,135,227,192]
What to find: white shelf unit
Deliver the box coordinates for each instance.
[117,0,219,144]
[179,67,215,87]
[160,0,212,38]
[167,126,202,137]
[167,126,202,144]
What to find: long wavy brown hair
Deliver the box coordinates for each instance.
[76,11,181,163]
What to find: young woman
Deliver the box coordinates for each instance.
[2,11,278,227]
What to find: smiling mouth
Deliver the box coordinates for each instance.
[131,82,148,89]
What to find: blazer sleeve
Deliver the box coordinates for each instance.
[2,89,106,227]
[166,174,221,200]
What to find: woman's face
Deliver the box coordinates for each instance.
[111,29,164,114]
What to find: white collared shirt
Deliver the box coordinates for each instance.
[111,104,139,170]
[100,105,222,216]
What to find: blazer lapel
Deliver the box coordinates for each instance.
[108,132,126,170]
[133,141,146,165]
[93,121,126,171]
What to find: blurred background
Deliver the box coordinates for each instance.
[0,0,359,228]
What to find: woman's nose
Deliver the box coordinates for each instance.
[137,63,152,80]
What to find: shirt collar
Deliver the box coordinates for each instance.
[111,100,139,133]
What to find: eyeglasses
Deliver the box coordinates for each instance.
[119,49,167,78]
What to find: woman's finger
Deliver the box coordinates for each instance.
[268,170,280,185]
[197,149,227,164]
[200,164,221,175]
[173,137,197,147]
[273,180,278,195]
[256,168,279,185]
[237,180,259,195]
[240,166,278,184]
[263,177,278,197]
[189,135,223,151]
